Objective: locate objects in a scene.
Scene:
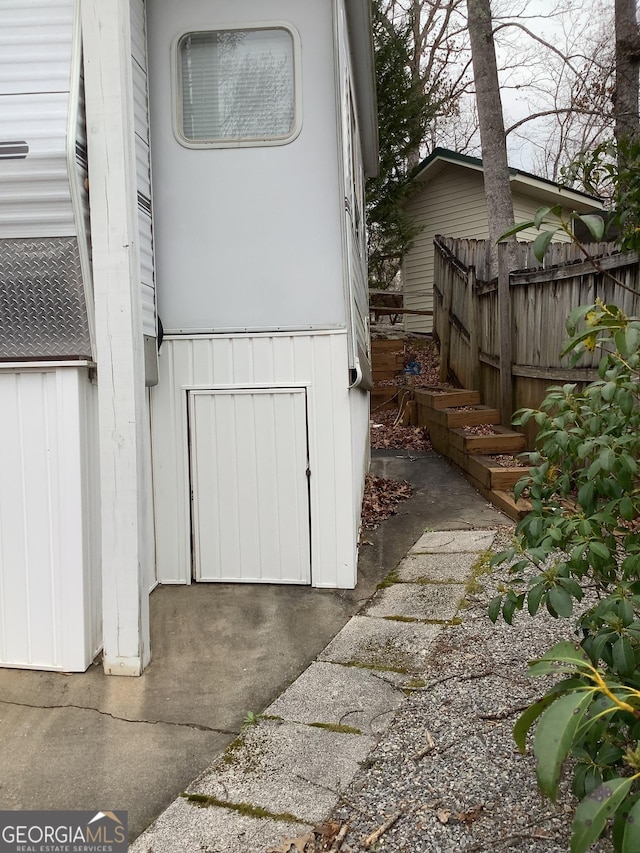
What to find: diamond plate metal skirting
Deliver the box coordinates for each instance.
[0,237,91,359]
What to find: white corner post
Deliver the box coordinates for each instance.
[81,0,152,675]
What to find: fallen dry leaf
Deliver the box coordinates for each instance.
[370,410,431,451]
[462,424,497,436]
[361,474,413,530]
[437,809,451,824]
[266,832,315,853]
[451,804,484,825]
[316,821,340,838]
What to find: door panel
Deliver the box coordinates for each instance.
[189,388,311,583]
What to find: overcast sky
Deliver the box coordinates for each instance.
[492,0,611,174]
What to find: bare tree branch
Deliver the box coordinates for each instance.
[505,108,612,137]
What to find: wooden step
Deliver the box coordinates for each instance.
[449,425,526,455]
[459,468,531,522]
[423,421,451,455]
[416,389,481,410]
[454,454,529,490]
[420,404,501,430]
[443,448,521,489]
[411,381,532,521]
[442,445,531,522]
[481,456,530,490]
[489,489,531,521]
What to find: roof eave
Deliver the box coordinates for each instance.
[345,0,379,177]
[410,147,603,209]
[509,173,605,211]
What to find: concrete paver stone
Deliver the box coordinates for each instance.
[129,796,312,853]
[409,529,496,554]
[396,551,479,582]
[265,660,403,735]
[185,720,376,825]
[365,582,466,622]
[318,615,441,676]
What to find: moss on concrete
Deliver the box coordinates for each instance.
[180,792,301,823]
[307,722,362,735]
[376,566,400,590]
[340,659,409,675]
[382,614,420,623]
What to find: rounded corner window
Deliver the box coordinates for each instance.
[174,23,302,149]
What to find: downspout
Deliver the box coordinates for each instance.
[349,343,374,390]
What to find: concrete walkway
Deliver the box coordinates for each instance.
[130,502,503,847]
[0,451,506,845]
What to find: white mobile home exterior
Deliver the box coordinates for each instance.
[0,0,377,673]
[0,0,99,672]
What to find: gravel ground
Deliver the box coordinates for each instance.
[329,527,613,853]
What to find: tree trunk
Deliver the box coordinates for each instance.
[468,0,515,423]
[467,0,514,262]
[407,0,423,171]
[614,0,640,147]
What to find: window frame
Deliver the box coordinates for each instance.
[172,21,303,149]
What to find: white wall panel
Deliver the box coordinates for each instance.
[147,0,346,333]
[336,0,369,365]
[151,331,361,588]
[130,0,147,76]
[0,93,74,238]
[0,1,77,239]
[131,0,157,339]
[0,1,75,95]
[0,366,100,671]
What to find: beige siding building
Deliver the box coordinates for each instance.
[402,149,604,334]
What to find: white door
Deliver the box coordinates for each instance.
[189,388,311,583]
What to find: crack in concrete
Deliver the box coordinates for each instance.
[0,698,234,735]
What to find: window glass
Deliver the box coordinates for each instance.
[178,28,296,144]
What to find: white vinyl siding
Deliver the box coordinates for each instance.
[0,94,74,237]
[0,1,78,239]
[130,0,157,338]
[0,1,75,95]
[511,191,572,243]
[403,166,487,334]
[337,0,369,365]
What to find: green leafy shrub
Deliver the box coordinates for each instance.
[561,138,640,254]
[490,300,640,851]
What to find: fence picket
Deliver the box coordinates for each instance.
[432,236,639,444]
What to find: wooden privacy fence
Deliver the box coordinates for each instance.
[434,235,640,445]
